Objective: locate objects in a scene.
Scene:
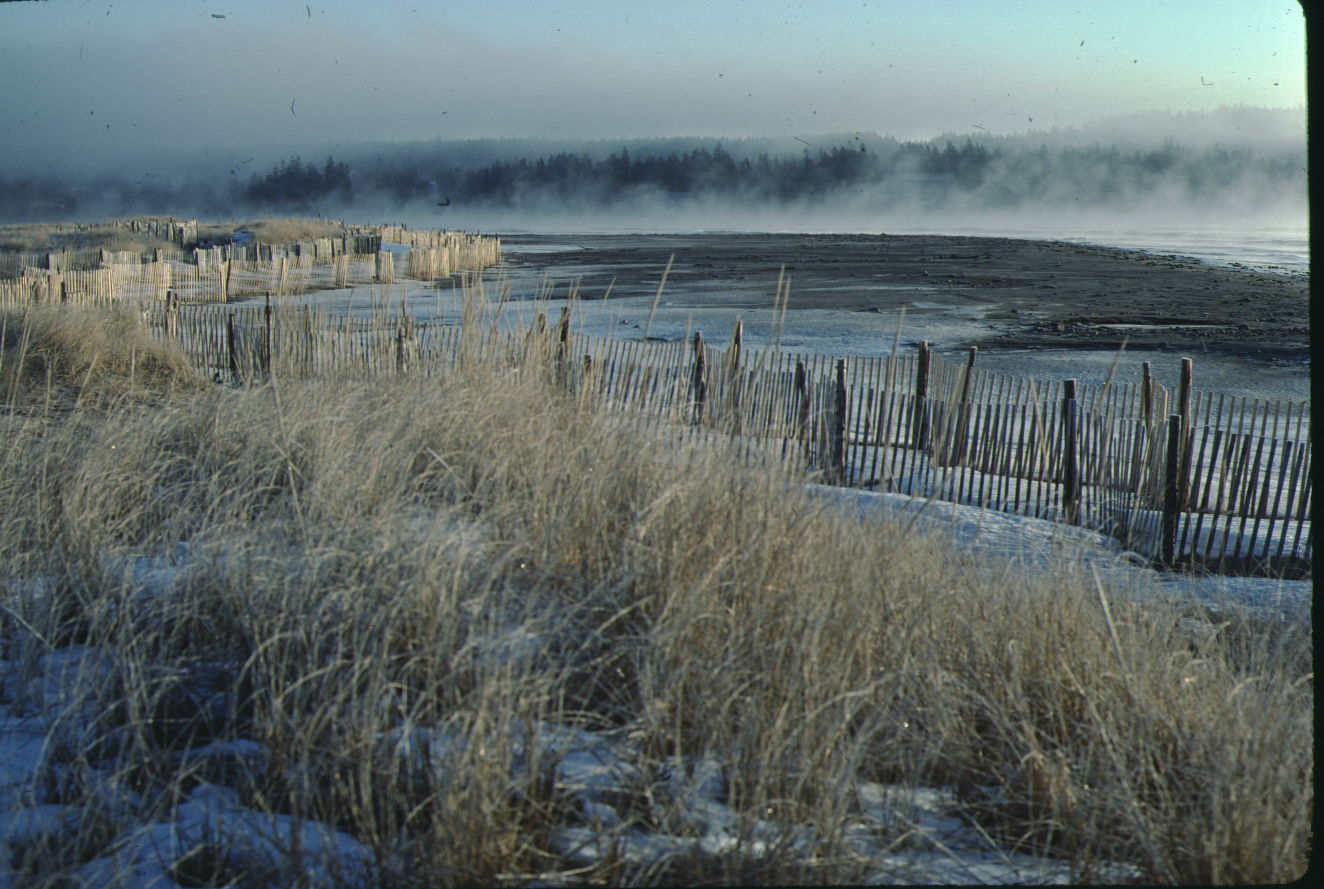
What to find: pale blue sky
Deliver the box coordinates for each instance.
[0,0,1305,174]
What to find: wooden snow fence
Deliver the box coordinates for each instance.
[144,296,485,385]
[1,227,500,306]
[549,326,1309,578]
[377,226,503,272]
[138,299,1310,576]
[0,267,119,307]
[9,278,1309,578]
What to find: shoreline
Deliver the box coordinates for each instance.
[492,232,1310,363]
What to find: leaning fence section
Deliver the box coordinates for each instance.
[546,325,1309,577]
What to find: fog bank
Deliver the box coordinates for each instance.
[0,110,1306,241]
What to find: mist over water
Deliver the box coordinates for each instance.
[3,110,1306,255]
[7,107,1308,405]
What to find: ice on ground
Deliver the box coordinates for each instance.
[803,482,1311,615]
[72,783,376,889]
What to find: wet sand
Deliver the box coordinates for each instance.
[495,233,1309,362]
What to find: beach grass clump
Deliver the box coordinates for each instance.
[0,218,185,255]
[0,304,204,408]
[0,216,349,257]
[0,306,1311,884]
[235,216,347,245]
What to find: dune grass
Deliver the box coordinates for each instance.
[194,216,348,249]
[0,304,206,411]
[0,223,163,257]
[0,216,349,256]
[0,218,191,255]
[0,305,1311,885]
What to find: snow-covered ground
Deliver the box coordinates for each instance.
[0,475,1305,886]
[806,483,1311,616]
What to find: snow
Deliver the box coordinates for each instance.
[72,783,377,889]
[804,482,1311,615]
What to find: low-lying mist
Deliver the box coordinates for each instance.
[369,179,1305,239]
[0,107,1306,239]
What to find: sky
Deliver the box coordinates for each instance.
[0,0,1307,177]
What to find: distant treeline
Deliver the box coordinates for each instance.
[244,155,353,206]
[391,140,1300,209]
[374,141,991,205]
[0,137,1304,223]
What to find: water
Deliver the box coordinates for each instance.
[489,228,1307,276]
[912,225,1309,277]
[396,205,1309,276]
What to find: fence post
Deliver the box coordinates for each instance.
[728,319,743,434]
[303,304,313,377]
[795,360,809,462]
[1062,379,1080,524]
[166,289,178,340]
[830,359,847,485]
[691,331,707,423]
[1177,356,1193,509]
[548,306,569,386]
[226,311,238,383]
[1177,357,1193,428]
[1141,361,1153,427]
[1160,414,1182,569]
[955,346,977,462]
[557,306,570,360]
[913,341,931,451]
[264,292,273,380]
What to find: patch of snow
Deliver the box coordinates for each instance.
[73,783,377,889]
[802,482,1311,616]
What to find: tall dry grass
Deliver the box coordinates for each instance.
[234,216,347,245]
[0,218,192,255]
[0,305,205,410]
[0,304,1310,884]
[0,224,162,257]
[0,216,348,256]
